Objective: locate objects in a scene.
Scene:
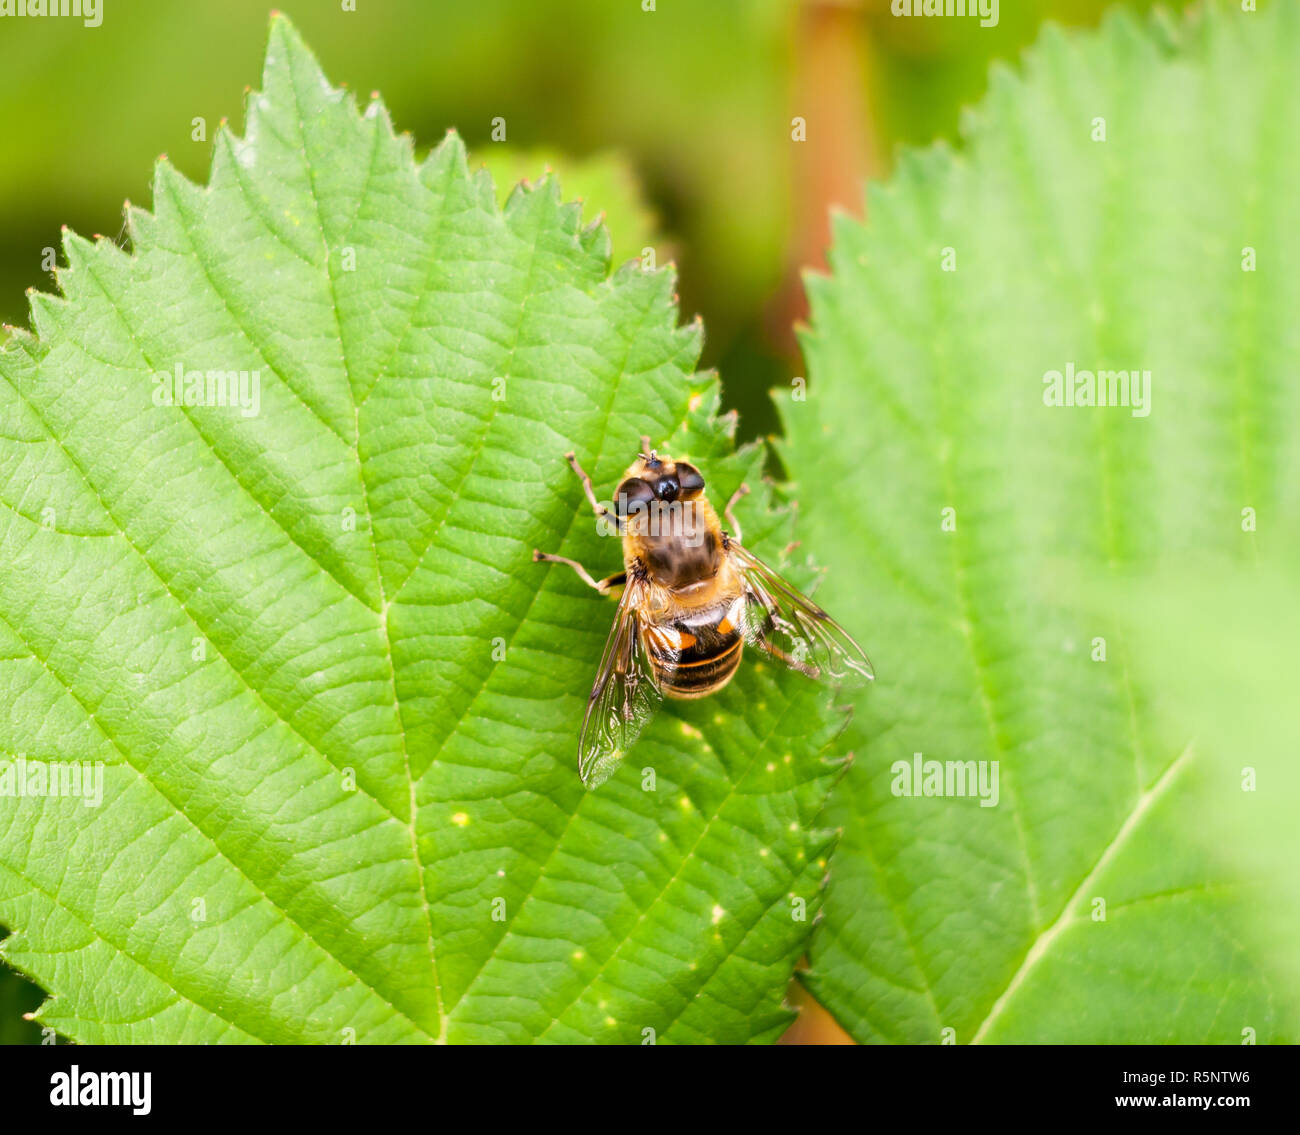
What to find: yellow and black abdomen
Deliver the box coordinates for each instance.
[644,601,745,701]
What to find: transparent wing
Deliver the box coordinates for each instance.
[578,577,670,787]
[729,540,874,684]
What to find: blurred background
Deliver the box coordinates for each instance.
[0,0,1199,439]
[0,0,1202,1044]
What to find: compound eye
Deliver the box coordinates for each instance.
[654,476,680,502]
[615,477,655,517]
[675,462,705,496]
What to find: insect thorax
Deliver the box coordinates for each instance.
[623,496,723,590]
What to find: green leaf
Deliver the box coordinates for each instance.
[470,146,661,272]
[1099,561,1300,1035]
[0,959,43,1045]
[785,1,1300,1044]
[0,13,844,1044]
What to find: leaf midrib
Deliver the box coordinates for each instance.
[970,742,1195,1043]
[282,39,447,1039]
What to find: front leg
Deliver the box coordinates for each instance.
[533,550,625,595]
[564,451,620,530]
[724,482,750,542]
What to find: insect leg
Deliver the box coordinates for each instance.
[757,637,820,679]
[564,451,620,529]
[724,482,751,542]
[533,550,625,594]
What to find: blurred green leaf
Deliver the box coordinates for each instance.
[786,0,1300,1043]
[0,15,845,1044]
[1100,561,1300,1022]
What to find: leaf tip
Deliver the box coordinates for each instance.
[432,127,468,169]
[267,7,296,34]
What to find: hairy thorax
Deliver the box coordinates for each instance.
[624,497,725,591]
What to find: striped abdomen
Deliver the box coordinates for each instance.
[643,598,745,700]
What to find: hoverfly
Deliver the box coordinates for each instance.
[533,437,873,787]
